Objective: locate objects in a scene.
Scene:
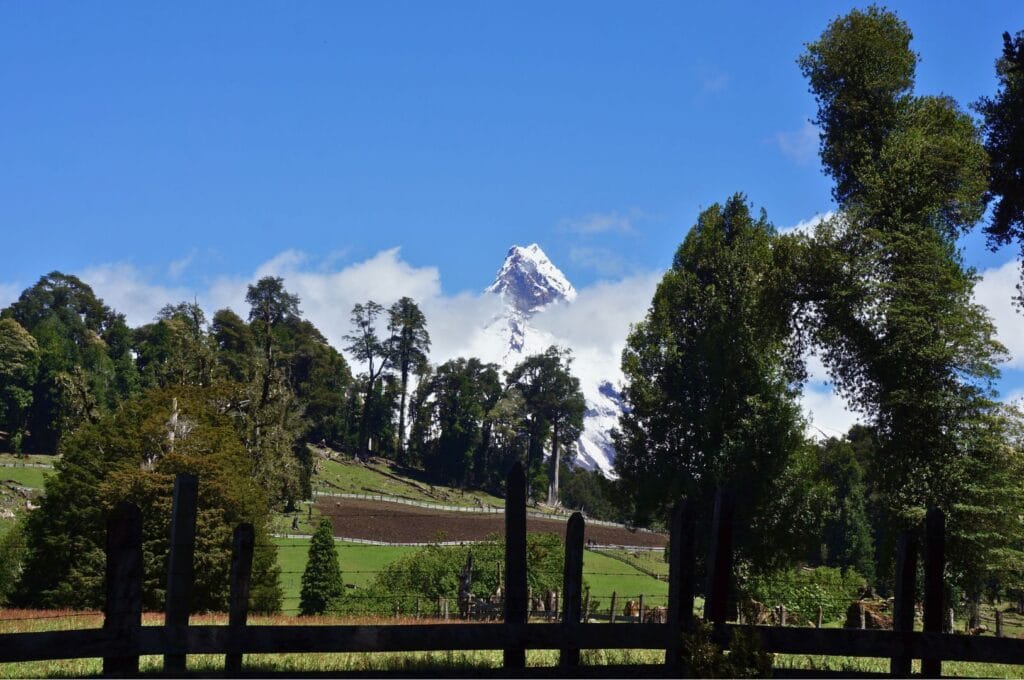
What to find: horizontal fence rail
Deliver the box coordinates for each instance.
[3,471,1021,678]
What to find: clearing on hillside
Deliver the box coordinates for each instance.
[315,497,667,547]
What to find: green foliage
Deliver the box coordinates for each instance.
[682,623,773,679]
[740,566,866,625]
[358,533,564,616]
[414,358,501,487]
[2,272,138,453]
[299,519,345,615]
[798,7,1013,596]
[15,386,282,611]
[558,463,623,523]
[614,195,810,567]
[505,347,586,504]
[813,437,875,582]
[0,521,26,605]
[974,30,1024,290]
[0,318,40,452]
[388,297,430,462]
[344,301,391,456]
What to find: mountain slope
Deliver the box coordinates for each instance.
[482,244,621,475]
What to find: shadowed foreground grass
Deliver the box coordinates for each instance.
[1,610,1024,678]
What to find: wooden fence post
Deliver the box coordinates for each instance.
[559,512,584,669]
[103,501,143,676]
[638,594,645,624]
[503,462,527,669]
[609,592,618,624]
[816,606,823,629]
[704,487,735,630]
[890,529,918,677]
[922,508,945,678]
[225,523,254,675]
[779,605,786,627]
[996,611,1004,638]
[665,498,696,672]
[164,473,198,674]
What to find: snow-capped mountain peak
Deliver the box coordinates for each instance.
[480,244,620,476]
[485,243,577,316]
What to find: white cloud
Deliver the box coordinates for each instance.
[973,259,1024,368]
[0,282,21,309]
[74,248,872,443]
[531,273,662,392]
[78,263,194,326]
[559,211,639,235]
[774,120,819,165]
[780,211,835,236]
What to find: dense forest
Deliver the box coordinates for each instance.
[0,8,1021,619]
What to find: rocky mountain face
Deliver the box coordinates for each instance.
[482,243,621,476]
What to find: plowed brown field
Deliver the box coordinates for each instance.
[315,498,667,548]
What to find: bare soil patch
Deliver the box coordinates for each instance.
[315,498,667,548]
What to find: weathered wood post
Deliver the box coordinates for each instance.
[859,603,866,630]
[609,592,618,623]
[947,608,955,634]
[559,512,584,669]
[225,523,254,675]
[164,473,198,674]
[779,605,786,626]
[891,529,918,677]
[665,498,697,672]
[922,508,946,678]
[996,610,1004,638]
[103,501,143,676]
[704,487,735,630]
[503,462,528,669]
[816,606,824,629]
[638,594,645,624]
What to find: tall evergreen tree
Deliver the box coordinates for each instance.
[343,302,390,456]
[300,519,345,616]
[0,319,40,452]
[506,347,585,504]
[387,297,430,462]
[614,195,809,567]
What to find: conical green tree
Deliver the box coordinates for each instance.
[299,519,344,616]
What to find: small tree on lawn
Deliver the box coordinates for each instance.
[300,519,344,615]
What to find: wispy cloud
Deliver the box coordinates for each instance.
[568,246,630,277]
[167,250,198,279]
[559,210,641,236]
[774,120,819,165]
[695,63,729,94]
[779,211,836,236]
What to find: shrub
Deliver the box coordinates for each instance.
[740,566,865,625]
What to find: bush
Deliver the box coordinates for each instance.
[740,566,865,625]
[351,533,566,617]
[683,622,773,678]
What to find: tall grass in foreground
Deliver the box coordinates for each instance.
[0,611,1022,678]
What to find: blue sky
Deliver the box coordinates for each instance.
[2,2,1024,432]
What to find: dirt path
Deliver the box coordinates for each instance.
[315,498,667,548]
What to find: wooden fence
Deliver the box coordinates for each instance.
[2,463,1024,677]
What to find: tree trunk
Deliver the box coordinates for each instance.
[398,367,409,463]
[547,424,560,506]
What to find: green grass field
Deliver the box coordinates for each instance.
[0,467,51,490]
[272,537,672,615]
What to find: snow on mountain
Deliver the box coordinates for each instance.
[482,243,621,476]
